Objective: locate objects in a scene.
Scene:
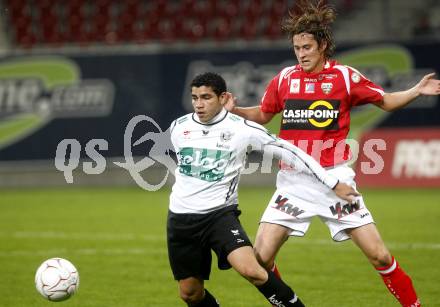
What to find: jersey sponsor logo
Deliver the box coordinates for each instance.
[290,79,300,93]
[319,73,338,80]
[272,194,305,217]
[178,147,231,182]
[281,99,340,130]
[329,200,361,219]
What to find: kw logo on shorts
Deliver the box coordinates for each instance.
[272,195,305,217]
[178,147,231,182]
[329,200,361,219]
[281,99,340,130]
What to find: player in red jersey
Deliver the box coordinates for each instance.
[225,1,440,306]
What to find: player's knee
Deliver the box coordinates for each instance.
[369,247,392,267]
[253,247,273,271]
[239,265,267,286]
[179,286,204,304]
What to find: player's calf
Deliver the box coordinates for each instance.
[257,271,305,307]
[186,289,220,307]
[376,256,420,307]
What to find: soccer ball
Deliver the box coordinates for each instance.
[35,258,79,301]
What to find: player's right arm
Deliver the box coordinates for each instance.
[224,75,281,125]
[224,100,275,124]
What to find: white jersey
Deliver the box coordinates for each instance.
[169,108,339,214]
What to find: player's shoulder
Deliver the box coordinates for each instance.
[273,64,302,90]
[331,61,369,83]
[225,112,245,124]
[170,113,192,133]
[278,64,301,78]
[242,119,274,140]
[277,64,302,81]
[224,113,266,133]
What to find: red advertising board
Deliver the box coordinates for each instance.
[355,128,440,187]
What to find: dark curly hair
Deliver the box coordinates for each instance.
[282,0,336,58]
[190,72,227,97]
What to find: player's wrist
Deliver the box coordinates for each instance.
[331,179,340,190]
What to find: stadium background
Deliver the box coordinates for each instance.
[0,0,439,306]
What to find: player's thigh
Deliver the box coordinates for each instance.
[167,212,212,280]
[206,209,252,271]
[347,223,391,266]
[254,222,290,267]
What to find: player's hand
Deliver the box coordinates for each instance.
[223,92,238,112]
[333,182,360,204]
[416,73,440,96]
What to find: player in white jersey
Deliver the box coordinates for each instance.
[167,72,360,307]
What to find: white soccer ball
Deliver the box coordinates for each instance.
[35,257,79,301]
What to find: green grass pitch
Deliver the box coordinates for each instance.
[0,187,439,306]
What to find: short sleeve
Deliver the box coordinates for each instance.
[260,75,283,113]
[350,69,385,107]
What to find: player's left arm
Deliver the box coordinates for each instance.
[245,120,359,202]
[265,138,360,203]
[378,73,440,112]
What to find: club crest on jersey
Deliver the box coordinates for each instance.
[202,130,209,135]
[290,79,300,93]
[321,83,333,94]
[183,130,191,139]
[305,83,315,93]
[220,131,233,141]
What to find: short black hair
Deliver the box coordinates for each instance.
[190,72,227,97]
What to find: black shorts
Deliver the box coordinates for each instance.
[167,205,252,280]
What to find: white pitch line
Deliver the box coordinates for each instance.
[1,231,440,252]
[0,231,162,242]
[287,238,440,250]
[0,247,167,257]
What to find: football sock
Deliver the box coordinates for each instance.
[189,289,220,307]
[376,256,420,307]
[271,263,282,280]
[257,271,305,307]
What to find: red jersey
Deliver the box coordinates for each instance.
[260,60,385,167]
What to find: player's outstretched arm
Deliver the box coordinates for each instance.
[379,73,440,112]
[223,92,275,124]
[246,121,360,203]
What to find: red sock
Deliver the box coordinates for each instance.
[271,263,282,280]
[376,256,420,307]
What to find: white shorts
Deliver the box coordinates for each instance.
[260,164,374,241]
